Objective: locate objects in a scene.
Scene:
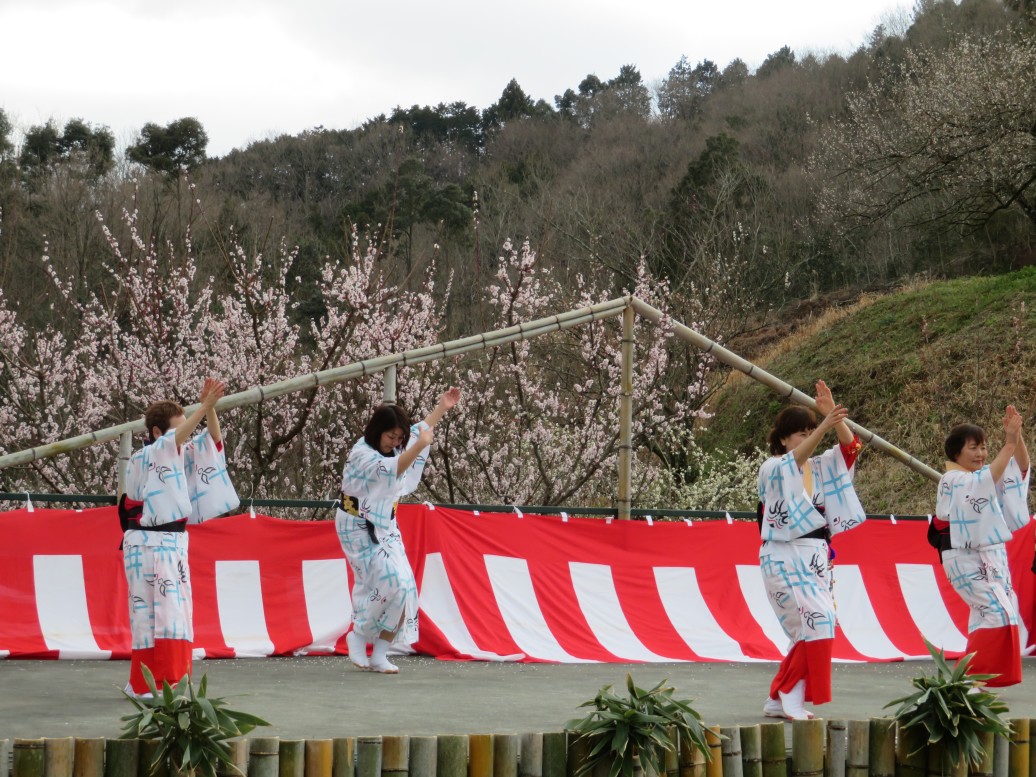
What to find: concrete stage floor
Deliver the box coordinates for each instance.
[2,657,1034,740]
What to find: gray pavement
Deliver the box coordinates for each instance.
[2,657,1035,740]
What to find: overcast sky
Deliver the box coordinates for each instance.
[0,0,911,157]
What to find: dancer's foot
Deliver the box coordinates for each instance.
[763,697,787,718]
[778,680,814,720]
[123,682,154,700]
[369,658,400,674]
[346,629,369,670]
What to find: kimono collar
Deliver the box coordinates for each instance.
[944,461,971,473]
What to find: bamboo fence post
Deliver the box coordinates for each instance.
[846,723,869,777]
[973,732,995,777]
[1009,721,1030,777]
[494,736,518,777]
[705,728,723,777]
[1,740,10,777]
[1028,721,1036,777]
[437,737,468,777]
[333,739,356,777]
[741,726,762,777]
[224,740,250,777]
[383,738,410,777]
[281,741,306,777]
[519,736,543,777]
[894,724,926,777]
[307,741,334,777]
[104,740,137,777]
[994,735,1009,777]
[665,727,679,777]
[138,740,168,777]
[827,722,847,777]
[45,738,75,777]
[542,734,567,777]
[565,736,589,777]
[13,740,45,777]
[250,738,282,777]
[721,728,743,777]
[791,721,824,777]
[679,729,707,777]
[408,739,436,777]
[868,720,895,777]
[926,744,966,777]
[760,723,787,777]
[358,739,384,777]
[72,740,104,777]
[469,737,493,777]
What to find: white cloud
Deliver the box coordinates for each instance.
[0,0,910,156]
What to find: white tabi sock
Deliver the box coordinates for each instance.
[369,638,399,673]
[778,679,811,720]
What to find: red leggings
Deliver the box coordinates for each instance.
[128,640,194,694]
[769,638,834,704]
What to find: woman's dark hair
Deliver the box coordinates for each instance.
[945,423,986,462]
[145,400,184,442]
[363,404,412,453]
[767,406,818,455]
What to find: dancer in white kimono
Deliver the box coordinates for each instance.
[929,406,1030,687]
[337,387,461,674]
[120,378,239,697]
[757,381,866,720]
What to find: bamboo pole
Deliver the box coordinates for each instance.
[45,738,75,777]
[741,726,762,777]
[0,297,630,471]
[250,738,282,777]
[721,728,743,777]
[1009,721,1030,777]
[139,739,168,777]
[760,724,787,777]
[1,740,9,777]
[826,722,846,777]
[565,736,590,777]
[437,737,468,777]
[868,720,895,777]
[494,736,518,777]
[1028,721,1035,777]
[383,366,397,406]
[358,739,384,777]
[408,739,436,777]
[333,739,356,777]
[383,738,410,777]
[894,724,926,777]
[617,304,635,519]
[791,721,824,777]
[680,730,708,777]
[281,741,306,777]
[469,737,493,777]
[705,728,723,777]
[926,744,966,777]
[103,740,138,777]
[13,740,45,777]
[995,735,1009,777]
[224,740,250,777]
[73,740,105,777]
[307,741,334,777]
[519,735,543,777]
[846,722,869,777]
[628,298,942,482]
[664,727,679,777]
[973,732,995,777]
[542,734,567,777]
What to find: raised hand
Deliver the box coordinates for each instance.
[440,387,461,410]
[818,404,849,433]
[814,380,835,416]
[1004,405,1023,440]
[200,377,226,408]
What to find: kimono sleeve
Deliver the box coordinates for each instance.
[125,447,149,502]
[398,422,430,496]
[996,457,1031,532]
[185,429,240,524]
[341,440,400,500]
[758,452,826,542]
[814,445,866,536]
[939,466,1008,548]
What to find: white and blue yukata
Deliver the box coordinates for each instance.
[934,459,1029,686]
[122,428,238,693]
[335,422,428,644]
[757,441,865,704]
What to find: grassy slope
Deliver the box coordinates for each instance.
[698,268,1036,514]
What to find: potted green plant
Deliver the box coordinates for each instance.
[121,669,270,777]
[567,674,712,777]
[885,640,1010,775]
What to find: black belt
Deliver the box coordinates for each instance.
[340,492,380,545]
[927,522,952,563]
[800,527,831,542]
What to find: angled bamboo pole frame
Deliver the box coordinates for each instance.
[0,295,941,497]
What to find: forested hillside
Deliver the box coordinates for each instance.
[1,0,1034,510]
